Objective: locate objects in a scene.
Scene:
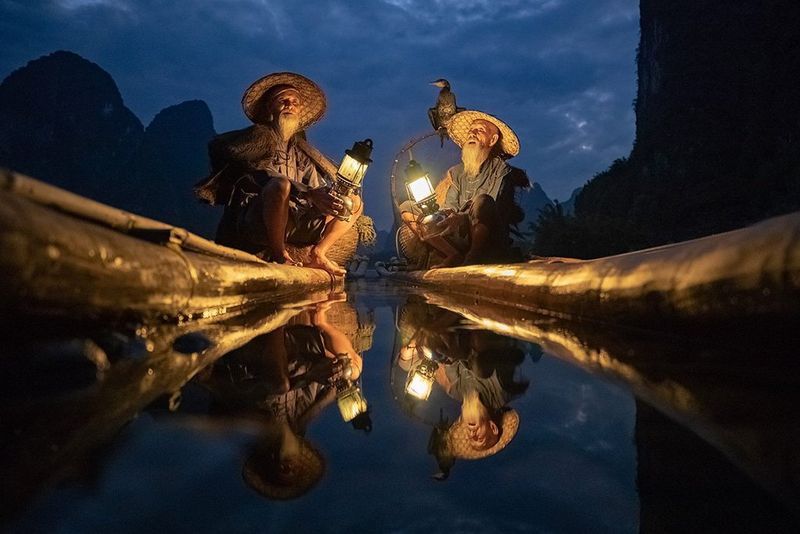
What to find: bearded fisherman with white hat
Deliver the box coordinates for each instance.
[401,110,530,267]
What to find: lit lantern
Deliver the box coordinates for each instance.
[405,160,439,215]
[405,159,447,233]
[404,347,439,401]
[336,378,368,423]
[331,138,373,221]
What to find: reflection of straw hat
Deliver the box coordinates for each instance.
[242,72,326,128]
[242,437,325,500]
[447,409,519,459]
[446,110,520,158]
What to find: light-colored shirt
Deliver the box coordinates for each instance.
[443,156,512,212]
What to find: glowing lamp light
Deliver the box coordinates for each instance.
[336,138,373,188]
[336,379,368,423]
[331,138,373,221]
[407,175,435,203]
[404,353,438,401]
[404,160,440,216]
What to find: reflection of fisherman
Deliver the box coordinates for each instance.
[197,299,367,499]
[433,333,527,461]
[397,302,528,478]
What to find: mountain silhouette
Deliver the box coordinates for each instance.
[535,0,800,257]
[123,100,218,236]
[0,50,144,201]
[0,50,219,237]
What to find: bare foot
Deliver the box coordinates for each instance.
[281,250,301,266]
[306,248,346,276]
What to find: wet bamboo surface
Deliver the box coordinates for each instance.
[0,169,340,322]
[0,298,332,520]
[423,291,800,513]
[387,211,800,328]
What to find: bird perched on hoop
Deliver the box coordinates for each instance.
[428,78,465,147]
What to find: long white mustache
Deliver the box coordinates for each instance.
[276,113,300,140]
[462,142,490,177]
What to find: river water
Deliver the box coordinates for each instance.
[2,279,798,533]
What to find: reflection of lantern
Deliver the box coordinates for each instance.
[331,138,373,221]
[336,378,368,423]
[405,348,439,401]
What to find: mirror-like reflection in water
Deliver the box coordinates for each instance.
[1,281,798,532]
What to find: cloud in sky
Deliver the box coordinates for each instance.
[0,0,639,230]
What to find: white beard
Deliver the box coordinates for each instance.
[461,142,490,177]
[276,113,300,141]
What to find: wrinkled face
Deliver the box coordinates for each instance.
[270,88,303,139]
[465,119,499,150]
[461,119,500,176]
[463,412,500,450]
[269,88,303,118]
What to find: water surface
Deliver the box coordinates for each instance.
[2,280,797,533]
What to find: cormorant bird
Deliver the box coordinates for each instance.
[428,78,465,147]
[427,411,455,481]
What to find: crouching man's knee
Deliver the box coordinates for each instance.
[469,194,497,223]
[263,176,292,199]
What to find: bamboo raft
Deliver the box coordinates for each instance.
[0,169,342,322]
[383,212,800,329]
[2,165,799,329]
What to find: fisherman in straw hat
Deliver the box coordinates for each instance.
[401,110,530,267]
[195,72,361,275]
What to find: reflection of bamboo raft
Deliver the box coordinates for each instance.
[424,291,800,513]
[387,211,800,328]
[0,169,342,321]
[0,303,305,519]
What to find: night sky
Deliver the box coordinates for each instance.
[0,0,639,231]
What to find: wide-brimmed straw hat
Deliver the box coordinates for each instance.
[447,110,520,158]
[242,437,326,500]
[241,72,326,129]
[447,408,519,459]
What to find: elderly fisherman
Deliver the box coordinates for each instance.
[195,72,361,275]
[402,110,529,267]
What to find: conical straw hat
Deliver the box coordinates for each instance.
[242,72,326,129]
[447,110,520,158]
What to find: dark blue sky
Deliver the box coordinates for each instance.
[0,0,639,231]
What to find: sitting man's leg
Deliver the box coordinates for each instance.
[306,193,362,276]
[259,176,299,264]
[465,193,503,264]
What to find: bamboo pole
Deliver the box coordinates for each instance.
[0,172,340,322]
[385,211,800,328]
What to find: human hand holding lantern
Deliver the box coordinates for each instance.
[308,186,345,217]
[329,138,373,221]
